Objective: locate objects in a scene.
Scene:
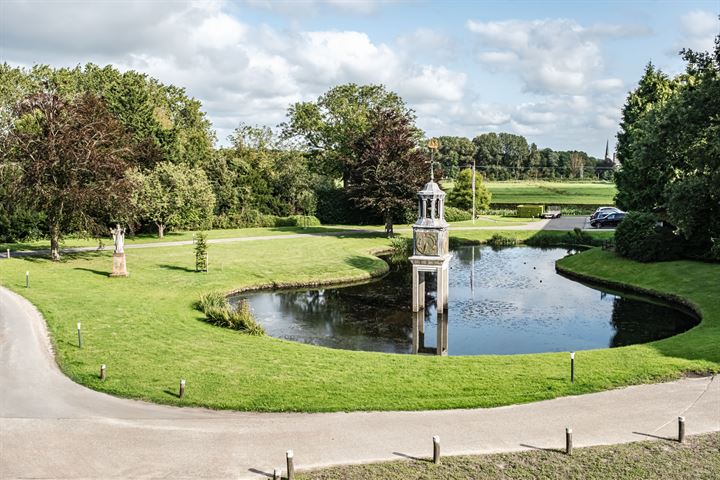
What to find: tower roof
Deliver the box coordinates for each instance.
[418,180,445,197]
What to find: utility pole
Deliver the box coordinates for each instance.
[472,159,476,224]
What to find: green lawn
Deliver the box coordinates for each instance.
[0,216,529,252]
[0,235,717,412]
[485,181,617,205]
[299,432,720,480]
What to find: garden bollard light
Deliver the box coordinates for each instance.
[100,364,106,380]
[6,249,9,259]
[566,427,573,455]
[433,435,440,464]
[273,468,281,480]
[570,351,575,383]
[25,271,29,288]
[77,322,82,348]
[678,416,685,443]
[179,379,185,398]
[286,450,294,480]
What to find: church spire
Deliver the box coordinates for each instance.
[604,140,610,160]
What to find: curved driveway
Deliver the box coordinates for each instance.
[1,285,717,479]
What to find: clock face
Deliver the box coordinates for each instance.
[415,231,438,256]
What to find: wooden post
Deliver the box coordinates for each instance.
[570,351,575,383]
[179,379,185,398]
[678,416,685,443]
[77,322,82,348]
[100,364,106,380]
[272,468,281,480]
[286,450,294,480]
[432,435,440,464]
[566,427,573,455]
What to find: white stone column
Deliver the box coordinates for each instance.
[412,266,426,312]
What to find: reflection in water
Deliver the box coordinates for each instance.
[231,246,698,356]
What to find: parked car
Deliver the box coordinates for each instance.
[590,206,621,221]
[591,211,626,228]
[540,206,562,219]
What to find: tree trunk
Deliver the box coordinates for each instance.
[50,223,61,261]
[384,212,394,237]
[157,223,165,239]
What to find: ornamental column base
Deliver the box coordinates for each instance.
[110,252,128,277]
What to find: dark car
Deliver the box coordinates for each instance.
[590,206,620,221]
[591,211,626,228]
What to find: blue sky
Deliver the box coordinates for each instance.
[2,0,718,157]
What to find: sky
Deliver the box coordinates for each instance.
[1,0,718,157]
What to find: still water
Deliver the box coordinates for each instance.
[231,246,698,355]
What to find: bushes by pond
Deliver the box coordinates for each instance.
[197,291,265,335]
[614,212,683,262]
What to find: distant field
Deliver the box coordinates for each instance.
[486,181,616,205]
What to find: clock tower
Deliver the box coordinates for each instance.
[409,173,451,316]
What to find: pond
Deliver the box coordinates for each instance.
[230,246,698,355]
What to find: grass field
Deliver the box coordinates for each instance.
[299,432,720,479]
[481,181,617,206]
[0,216,530,252]
[0,233,717,412]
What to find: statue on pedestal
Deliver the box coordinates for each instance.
[110,224,129,277]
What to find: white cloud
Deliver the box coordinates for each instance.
[2,1,467,144]
[467,18,645,95]
[678,10,718,52]
[245,0,395,16]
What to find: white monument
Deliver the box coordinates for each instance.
[110,224,128,277]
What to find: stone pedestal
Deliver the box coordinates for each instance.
[409,254,450,312]
[110,252,128,277]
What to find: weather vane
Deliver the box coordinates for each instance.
[427,138,440,181]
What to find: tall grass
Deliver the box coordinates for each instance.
[197,291,265,336]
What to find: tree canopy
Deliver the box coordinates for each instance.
[346,107,428,235]
[1,92,137,259]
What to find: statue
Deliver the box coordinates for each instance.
[110,224,128,277]
[111,224,125,254]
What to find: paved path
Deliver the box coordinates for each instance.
[1,286,717,479]
[2,218,605,259]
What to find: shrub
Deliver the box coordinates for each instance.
[446,169,491,212]
[212,211,321,229]
[196,291,265,335]
[526,228,604,248]
[274,215,321,227]
[444,206,472,222]
[615,212,682,262]
[486,233,518,247]
[517,205,544,218]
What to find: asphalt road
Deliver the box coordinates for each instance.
[1,285,718,479]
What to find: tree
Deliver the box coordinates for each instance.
[131,162,215,238]
[346,108,428,236]
[435,136,475,179]
[1,92,136,260]
[568,152,585,178]
[614,63,677,211]
[1,63,215,169]
[282,84,413,186]
[447,168,491,213]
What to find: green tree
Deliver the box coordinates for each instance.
[131,162,216,238]
[435,136,475,179]
[282,84,413,186]
[346,107,428,236]
[614,63,678,211]
[1,63,214,169]
[446,168,491,213]
[1,92,137,260]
